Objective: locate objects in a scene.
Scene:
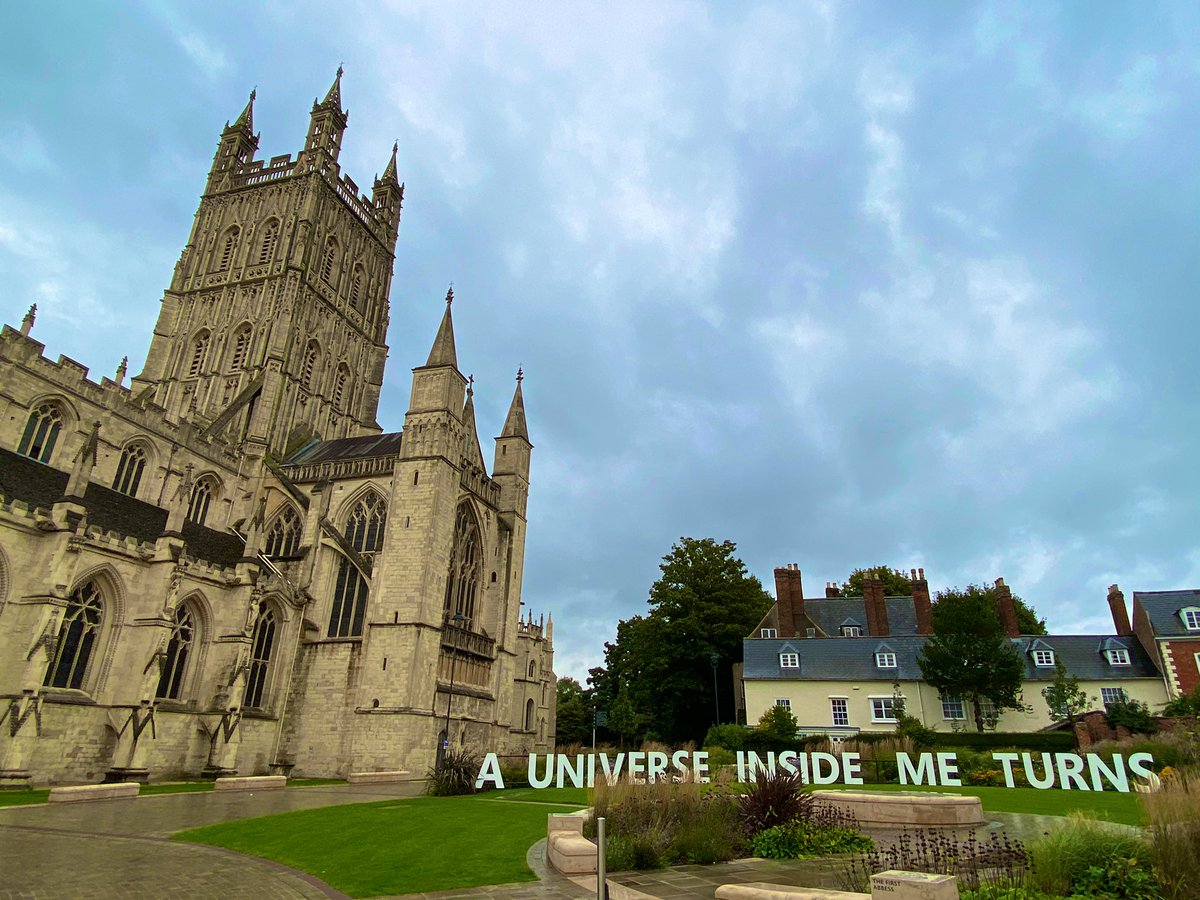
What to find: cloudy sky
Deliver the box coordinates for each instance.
[3,2,1198,681]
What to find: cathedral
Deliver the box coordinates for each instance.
[0,70,556,786]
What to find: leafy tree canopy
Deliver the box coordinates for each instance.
[757,704,798,742]
[1041,659,1094,732]
[918,585,1028,731]
[554,677,592,747]
[589,537,773,744]
[839,566,914,597]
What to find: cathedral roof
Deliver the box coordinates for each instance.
[282,432,403,465]
[0,448,244,568]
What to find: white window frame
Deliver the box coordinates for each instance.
[842,625,862,637]
[1105,649,1130,666]
[761,628,777,638]
[1101,687,1128,709]
[870,696,899,723]
[941,696,966,720]
[830,697,849,726]
[1183,608,1200,631]
[1032,649,1055,667]
[875,652,897,668]
[775,698,791,709]
[779,652,799,669]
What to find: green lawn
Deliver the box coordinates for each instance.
[0,777,347,807]
[816,783,1142,826]
[0,789,49,807]
[174,793,586,897]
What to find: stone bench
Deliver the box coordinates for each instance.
[547,810,598,876]
[213,775,288,792]
[813,790,984,828]
[347,770,411,784]
[717,884,868,900]
[717,871,957,900]
[48,783,140,803]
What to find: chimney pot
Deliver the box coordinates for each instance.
[995,577,1006,587]
[910,569,917,580]
[918,567,925,580]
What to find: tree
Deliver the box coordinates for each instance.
[757,705,798,742]
[839,566,913,597]
[588,538,774,744]
[1041,658,1093,741]
[917,585,1027,731]
[554,677,592,747]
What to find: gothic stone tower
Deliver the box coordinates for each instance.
[131,68,403,457]
[0,73,556,786]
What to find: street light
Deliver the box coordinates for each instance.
[440,612,466,767]
[709,653,720,725]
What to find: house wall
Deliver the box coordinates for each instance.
[745,676,1170,735]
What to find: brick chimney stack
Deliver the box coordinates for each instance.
[825,582,840,598]
[863,575,890,636]
[1107,584,1132,636]
[994,577,1020,637]
[912,567,933,635]
[773,564,804,637]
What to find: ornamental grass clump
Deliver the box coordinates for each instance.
[425,748,480,796]
[1142,770,1200,900]
[1028,812,1157,897]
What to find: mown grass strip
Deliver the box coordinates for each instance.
[174,794,582,897]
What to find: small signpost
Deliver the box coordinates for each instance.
[592,709,607,749]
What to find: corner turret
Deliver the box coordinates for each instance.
[301,66,348,167]
[206,90,260,193]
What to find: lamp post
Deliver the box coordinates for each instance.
[709,653,720,725]
[440,612,466,768]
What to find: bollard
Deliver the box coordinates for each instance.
[596,816,607,900]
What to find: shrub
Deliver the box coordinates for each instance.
[959,886,1055,900]
[896,714,938,749]
[739,771,809,836]
[1071,857,1163,900]
[750,821,872,859]
[424,748,480,796]
[1161,687,1200,719]
[704,723,749,751]
[703,746,737,769]
[836,829,1030,894]
[1089,732,1197,771]
[926,731,1076,752]
[1029,813,1154,896]
[757,705,799,743]
[1106,700,1160,735]
[605,832,665,871]
[1142,770,1200,900]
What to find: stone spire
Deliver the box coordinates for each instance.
[304,67,349,163]
[231,88,255,135]
[115,356,128,386]
[381,141,399,182]
[19,304,36,337]
[462,375,485,470]
[320,65,344,112]
[500,368,529,441]
[424,287,458,368]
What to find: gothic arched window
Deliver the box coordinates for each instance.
[17,403,63,463]
[525,698,535,732]
[218,226,240,272]
[243,601,276,708]
[333,364,350,410]
[528,660,536,679]
[443,504,482,627]
[349,266,364,311]
[187,478,213,525]
[301,341,320,389]
[265,507,301,557]
[112,443,147,497]
[188,331,210,377]
[156,604,195,700]
[257,220,279,266]
[321,238,339,283]
[44,581,103,690]
[328,491,386,638]
[229,325,252,371]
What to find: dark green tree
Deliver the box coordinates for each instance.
[756,704,798,742]
[917,585,1028,731]
[589,538,773,744]
[554,677,592,747]
[839,566,914,597]
[1041,658,1093,742]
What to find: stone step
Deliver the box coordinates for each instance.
[213,775,288,792]
[347,770,411,784]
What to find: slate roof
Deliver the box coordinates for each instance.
[0,447,244,568]
[744,633,1161,683]
[802,596,919,636]
[1134,590,1200,638]
[283,432,403,465]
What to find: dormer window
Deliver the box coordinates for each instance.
[842,625,862,637]
[875,652,897,668]
[761,628,777,638]
[1105,648,1130,666]
[1032,649,1055,667]
[1183,608,1200,631]
[779,652,799,668]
